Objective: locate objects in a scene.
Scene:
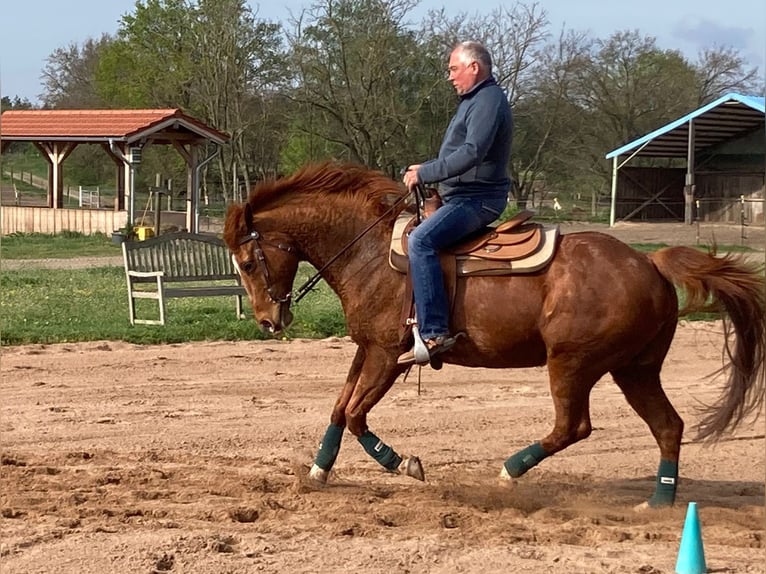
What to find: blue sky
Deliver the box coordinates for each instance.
[1,0,764,104]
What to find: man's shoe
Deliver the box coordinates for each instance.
[397,334,460,366]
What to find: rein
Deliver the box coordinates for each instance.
[239,191,411,306]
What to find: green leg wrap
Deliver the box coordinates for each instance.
[358,430,402,471]
[648,458,678,507]
[504,442,548,478]
[314,424,344,471]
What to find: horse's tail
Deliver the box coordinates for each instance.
[649,246,765,440]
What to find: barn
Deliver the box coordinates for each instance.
[605,93,764,226]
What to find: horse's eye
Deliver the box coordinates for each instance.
[240,260,255,273]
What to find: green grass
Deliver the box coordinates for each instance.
[1,232,123,259]
[0,264,346,345]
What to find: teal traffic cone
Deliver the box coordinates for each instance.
[675,502,707,574]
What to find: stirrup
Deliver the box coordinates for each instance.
[411,324,430,364]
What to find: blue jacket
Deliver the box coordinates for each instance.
[417,76,512,201]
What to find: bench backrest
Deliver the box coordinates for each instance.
[122,231,238,281]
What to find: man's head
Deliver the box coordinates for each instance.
[448,41,492,96]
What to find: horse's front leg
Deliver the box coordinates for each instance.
[308,346,366,484]
[349,345,424,481]
[312,344,424,483]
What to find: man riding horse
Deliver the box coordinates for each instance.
[398,40,512,366]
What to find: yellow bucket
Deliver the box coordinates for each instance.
[135,226,155,241]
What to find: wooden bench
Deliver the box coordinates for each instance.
[122,231,246,325]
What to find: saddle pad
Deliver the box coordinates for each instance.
[389,212,559,276]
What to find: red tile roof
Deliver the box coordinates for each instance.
[0,109,229,144]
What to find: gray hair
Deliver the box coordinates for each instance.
[454,41,492,72]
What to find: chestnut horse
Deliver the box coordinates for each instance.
[223,161,765,507]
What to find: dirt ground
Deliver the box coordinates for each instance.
[1,222,765,573]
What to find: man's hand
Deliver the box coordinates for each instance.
[402,164,422,191]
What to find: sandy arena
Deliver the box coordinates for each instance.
[1,328,764,573]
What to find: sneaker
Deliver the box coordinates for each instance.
[397,334,460,366]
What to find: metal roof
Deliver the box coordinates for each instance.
[0,108,229,145]
[605,92,765,159]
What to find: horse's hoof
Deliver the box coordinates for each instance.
[399,456,425,481]
[633,501,650,513]
[499,466,512,482]
[308,464,329,484]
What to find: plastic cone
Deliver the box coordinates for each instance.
[675,502,707,574]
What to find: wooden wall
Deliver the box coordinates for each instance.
[617,167,764,224]
[696,172,764,224]
[1,206,128,235]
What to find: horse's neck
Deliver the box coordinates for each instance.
[285,203,392,293]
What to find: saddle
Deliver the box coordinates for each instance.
[389,209,559,276]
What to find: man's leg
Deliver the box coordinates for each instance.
[400,196,505,363]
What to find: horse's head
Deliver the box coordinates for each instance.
[224,202,300,334]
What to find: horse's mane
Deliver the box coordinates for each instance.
[247,161,406,214]
[223,161,408,250]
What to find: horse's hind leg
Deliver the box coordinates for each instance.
[611,363,683,507]
[501,359,599,481]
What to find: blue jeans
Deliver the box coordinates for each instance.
[407,195,507,340]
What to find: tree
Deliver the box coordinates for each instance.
[41,35,113,108]
[192,0,287,200]
[0,96,34,110]
[512,28,591,208]
[97,0,197,109]
[694,46,760,104]
[285,0,439,173]
[94,0,290,201]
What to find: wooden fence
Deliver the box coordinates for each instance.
[1,206,127,235]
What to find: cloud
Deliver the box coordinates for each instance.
[671,18,763,70]
[673,19,753,50]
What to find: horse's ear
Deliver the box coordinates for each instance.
[243,203,254,234]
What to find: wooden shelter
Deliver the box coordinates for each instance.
[605,93,764,226]
[0,109,229,234]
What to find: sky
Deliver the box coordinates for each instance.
[0,0,764,105]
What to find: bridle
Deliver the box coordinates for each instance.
[237,230,297,305]
[236,190,411,308]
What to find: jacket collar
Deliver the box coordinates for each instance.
[460,75,496,100]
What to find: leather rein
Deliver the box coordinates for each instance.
[237,191,411,307]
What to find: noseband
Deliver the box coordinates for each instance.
[237,230,297,305]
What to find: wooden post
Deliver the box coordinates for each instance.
[684,119,696,225]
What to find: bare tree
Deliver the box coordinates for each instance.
[192,0,286,200]
[41,35,113,108]
[694,46,760,104]
[512,28,592,207]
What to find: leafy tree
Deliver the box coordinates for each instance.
[97,0,197,108]
[0,96,34,110]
